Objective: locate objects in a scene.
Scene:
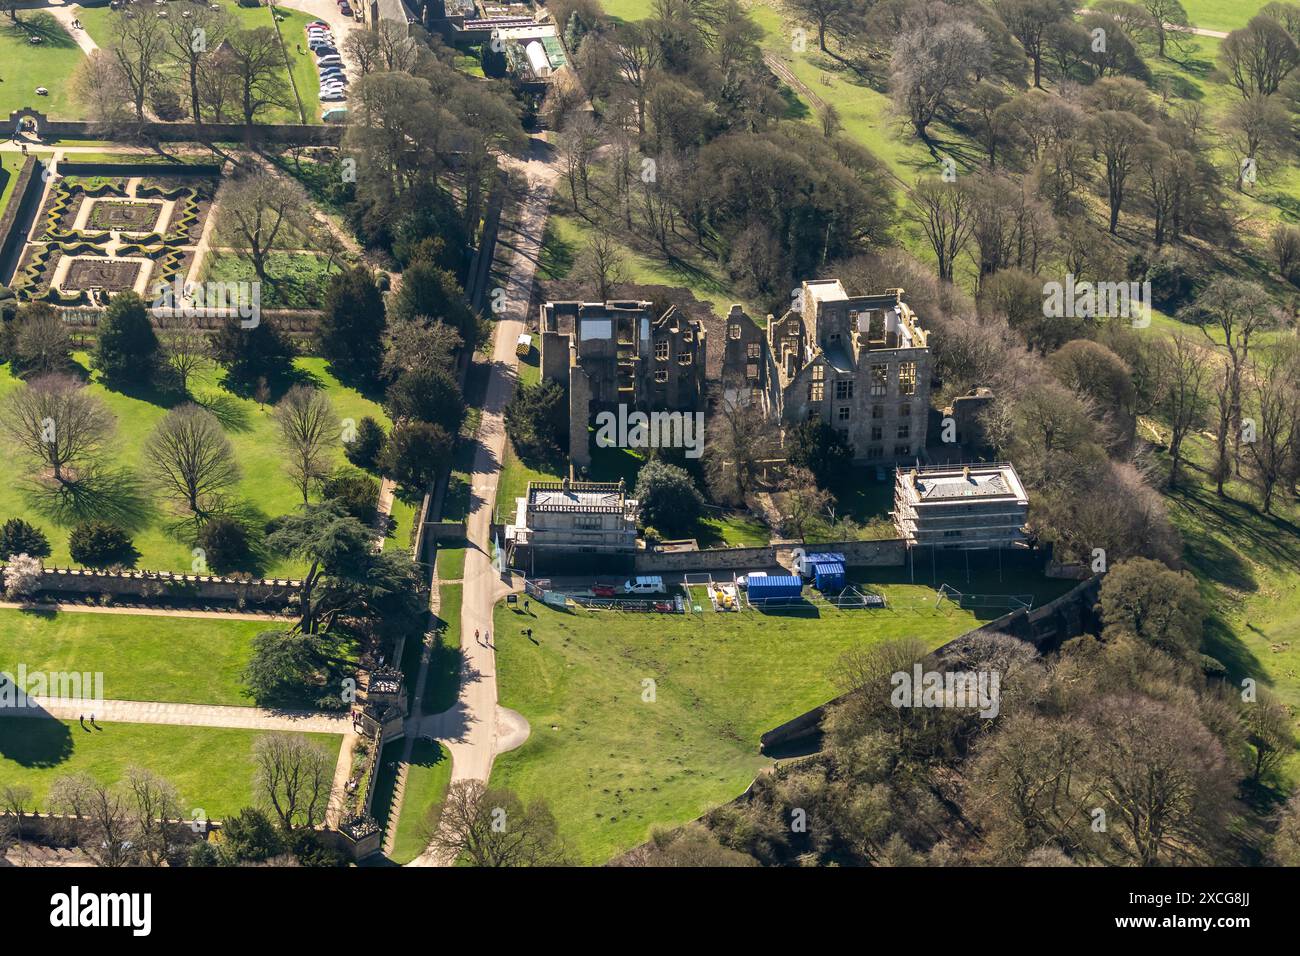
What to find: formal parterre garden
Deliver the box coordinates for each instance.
[11,171,214,306]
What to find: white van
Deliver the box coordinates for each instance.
[623,575,666,595]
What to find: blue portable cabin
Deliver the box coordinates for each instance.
[795,551,845,578]
[745,574,803,604]
[812,562,846,591]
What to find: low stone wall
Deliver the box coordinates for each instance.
[22,567,301,607]
[30,118,341,146]
[633,538,906,574]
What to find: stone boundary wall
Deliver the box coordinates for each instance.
[633,538,906,573]
[27,118,342,146]
[4,566,302,607]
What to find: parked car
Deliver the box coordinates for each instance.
[320,90,346,101]
[340,2,353,15]
[623,576,667,595]
[317,55,343,66]
[591,584,617,598]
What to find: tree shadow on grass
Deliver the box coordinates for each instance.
[0,711,75,770]
[193,391,254,433]
[23,467,155,537]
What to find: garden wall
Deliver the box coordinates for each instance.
[18,116,342,146]
[23,567,301,608]
[633,538,906,574]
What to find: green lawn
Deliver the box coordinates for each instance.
[0,718,340,819]
[1082,0,1268,33]
[0,14,84,121]
[202,251,343,309]
[489,570,1070,862]
[435,538,467,581]
[1147,426,1300,784]
[0,355,395,575]
[424,584,462,713]
[273,6,323,124]
[0,152,28,224]
[0,608,267,706]
[696,511,770,548]
[388,738,452,864]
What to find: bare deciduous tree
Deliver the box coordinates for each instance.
[254,734,335,831]
[907,177,977,283]
[124,767,182,867]
[109,6,168,121]
[0,375,114,489]
[425,780,570,866]
[143,404,241,516]
[219,169,310,285]
[572,232,628,300]
[273,385,339,504]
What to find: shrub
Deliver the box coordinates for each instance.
[343,416,387,471]
[68,521,139,569]
[94,292,159,386]
[634,460,705,537]
[321,471,381,525]
[380,421,452,490]
[0,518,51,559]
[384,367,465,434]
[3,553,43,600]
[196,517,254,574]
[504,379,567,462]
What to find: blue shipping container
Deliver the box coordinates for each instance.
[813,562,846,591]
[797,551,846,577]
[746,575,804,603]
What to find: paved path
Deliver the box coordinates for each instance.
[7,696,350,733]
[407,138,559,866]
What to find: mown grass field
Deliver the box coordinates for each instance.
[0,718,341,818]
[388,738,452,863]
[0,14,83,120]
[0,608,269,706]
[490,569,1073,862]
[0,355,393,575]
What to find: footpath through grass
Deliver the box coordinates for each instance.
[489,573,1068,863]
[0,718,340,818]
[0,608,266,707]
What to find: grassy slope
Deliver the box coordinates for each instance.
[0,355,393,575]
[491,571,1073,862]
[388,738,452,864]
[0,718,340,818]
[0,608,266,706]
[0,14,83,120]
